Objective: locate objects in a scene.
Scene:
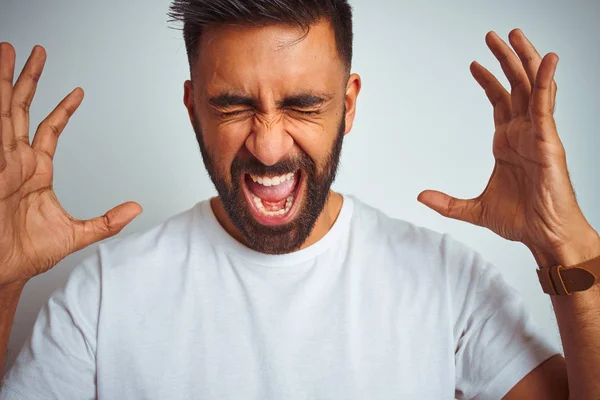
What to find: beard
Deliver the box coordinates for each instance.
[192,110,345,254]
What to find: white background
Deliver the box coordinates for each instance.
[1,0,599,372]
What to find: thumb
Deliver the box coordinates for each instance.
[73,201,143,251]
[417,190,481,225]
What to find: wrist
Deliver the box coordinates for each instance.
[0,279,28,298]
[530,229,600,270]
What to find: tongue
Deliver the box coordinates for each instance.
[246,174,297,202]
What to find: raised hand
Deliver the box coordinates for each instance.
[417,29,598,265]
[0,43,142,288]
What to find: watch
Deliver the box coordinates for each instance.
[537,254,600,296]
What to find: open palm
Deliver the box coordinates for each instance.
[418,29,592,255]
[0,43,142,287]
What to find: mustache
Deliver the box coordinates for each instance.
[231,153,315,178]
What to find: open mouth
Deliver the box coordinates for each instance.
[241,169,305,227]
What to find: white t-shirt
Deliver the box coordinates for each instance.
[0,195,558,400]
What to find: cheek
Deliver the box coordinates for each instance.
[284,117,337,168]
[205,119,253,179]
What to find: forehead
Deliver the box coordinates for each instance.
[194,20,345,98]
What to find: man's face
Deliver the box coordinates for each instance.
[184,20,358,254]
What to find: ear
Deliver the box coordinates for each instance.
[183,79,195,124]
[343,73,361,135]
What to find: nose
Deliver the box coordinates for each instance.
[244,113,294,166]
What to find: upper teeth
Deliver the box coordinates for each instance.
[250,172,295,187]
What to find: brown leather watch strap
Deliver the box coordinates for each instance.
[537,254,600,295]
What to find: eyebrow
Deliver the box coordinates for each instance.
[207,92,332,109]
[208,93,258,108]
[277,94,329,108]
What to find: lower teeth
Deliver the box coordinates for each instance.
[251,193,294,217]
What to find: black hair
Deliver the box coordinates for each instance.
[167,0,353,74]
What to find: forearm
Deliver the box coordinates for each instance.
[532,231,600,400]
[551,286,600,400]
[0,281,26,381]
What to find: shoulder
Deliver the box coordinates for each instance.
[347,195,490,281]
[347,195,465,257]
[95,200,210,275]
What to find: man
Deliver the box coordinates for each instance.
[0,0,599,398]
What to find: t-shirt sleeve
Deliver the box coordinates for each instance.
[444,234,561,400]
[0,251,101,400]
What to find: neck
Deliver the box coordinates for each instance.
[210,191,343,253]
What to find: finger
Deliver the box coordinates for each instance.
[485,31,531,117]
[73,202,143,252]
[551,81,557,113]
[0,42,16,152]
[530,53,559,141]
[417,190,482,226]
[12,45,46,145]
[508,29,542,88]
[0,137,4,171]
[32,87,84,159]
[508,29,558,114]
[470,61,512,126]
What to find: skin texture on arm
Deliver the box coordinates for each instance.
[0,281,26,379]
[506,238,600,400]
[546,280,600,399]
[506,235,600,400]
[504,355,569,399]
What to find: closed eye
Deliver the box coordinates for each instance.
[218,108,320,118]
[288,109,321,115]
[219,109,252,118]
